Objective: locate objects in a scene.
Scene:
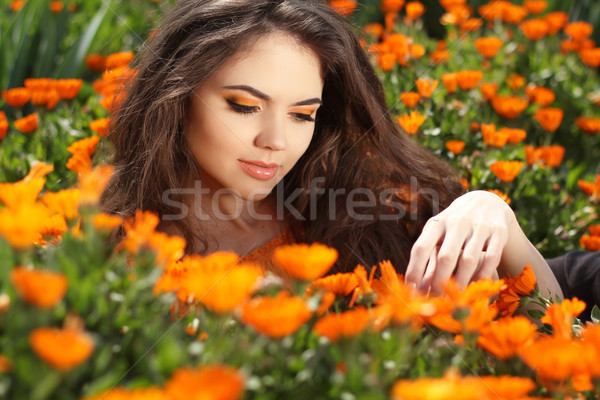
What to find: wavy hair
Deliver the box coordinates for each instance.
[101,0,464,273]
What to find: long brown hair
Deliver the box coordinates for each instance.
[101,0,464,273]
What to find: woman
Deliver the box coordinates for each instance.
[101,0,563,300]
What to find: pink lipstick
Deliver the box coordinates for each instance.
[237,160,279,180]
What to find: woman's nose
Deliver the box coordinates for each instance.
[253,112,287,151]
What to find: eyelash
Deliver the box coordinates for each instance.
[225,99,315,123]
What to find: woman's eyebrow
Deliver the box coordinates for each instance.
[222,85,321,106]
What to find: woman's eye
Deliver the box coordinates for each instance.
[291,113,315,123]
[226,99,259,115]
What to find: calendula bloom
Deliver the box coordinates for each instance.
[579,47,600,68]
[479,82,498,101]
[405,1,425,20]
[0,355,12,373]
[478,1,507,22]
[24,78,54,91]
[2,87,31,107]
[147,232,187,266]
[0,119,7,140]
[66,136,100,174]
[527,85,555,106]
[409,43,425,59]
[104,51,135,69]
[119,210,160,254]
[490,161,523,183]
[328,0,357,17]
[30,327,94,371]
[348,264,376,307]
[376,52,396,71]
[500,127,526,144]
[49,1,64,13]
[310,272,358,295]
[396,111,426,135]
[520,336,585,383]
[429,48,450,64]
[92,213,122,232]
[85,54,106,71]
[384,11,398,32]
[381,0,405,13]
[400,91,420,107]
[54,79,82,99]
[588,225,600,237]
[0,203,51,249]
[473,37,503,58]
[495,287,520,317]
[458,18,482,34]
[581,235,600,251]
[564,21,593,42]
[164,365,244,400]
[539,145,565,167]
[10,0,25,12]
[486,189,511,205]
[519,18,549,40]
[560,39,581,54]
[0,177,45,208]
[11,267,68,308]
[545,11,569,35]
[241,291,312,338]
[541,298,586,340]
[482,123,509,147]
[14,113,39,134]
[501,4,528,25]
[363,23,384,38]
[317,291,336,315]
[313,307,371,342]
[273,243,338,281]
[89,118,110,137]
[415,77,438,98]
[507,264,537,296]
[523,0,546,14]
[41,189,81,220]
[445,140,465,155]
[477,316,537,360]
[491,95,528,119]
[440,73,457,93]
[82,387,168,400]
[533,107,563,132]
[78,164,114,205]
[455,70,482,91]
[577,116,600,135]
[38,214,68,241]
[506,73,526,91]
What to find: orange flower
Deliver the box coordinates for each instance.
[501,127,526,144]
[538,145,565,167]
[429,48,450,64]
[0,177,45,208]
[363,23,384,38]
[310,272,358,295]
[477,316,537,359]
[482,123,509,147]
[479,82,498,100]
[82,387,167,400]
[89,118,110,137]
[491,95,528,119]
[506,264,537,296]
[181,253,263,313]
[78,164,114,205]
[384,11,398,31]
[564,21,593,42]
[545,11,568,35]
[409,43,425,59]
[445,140,465,155]
[30,327,94,371]
[313,308,371,342]
[328,0,357,17]
[38,214,68,240]
[66,136,100,174]
[533,107,563,132]
[376,52,396,71]
[41,189,80,220]
[523,0,546,14]
[496,287,520,317]
[381,0,405,13]
[479,2,507,22]
[0,204,51,249]
[92,213,123,232]
[441,73,458,93]
[521,336,584,383]
[473,37,503,58]
[11,267,68,308]
[24,78,55,91]
[580,235,600,251]
[459,18,482,34]
[14,113,38,134]
[55,79,82,99]
[317,291,336,315]
[85,54,105,71]
[405,1,425,20]
[349,264,376,307]
[396,111,426,135]
[2,87,31,107]
[489,160,523,183]
[541,298,586,340]
[0,355,13,373]
[485,189,511,205]
[10,0,25,12]
[148,232,186,266]
[588,225,600,237]
[415,77,438,98]
[501,4,528,25]
[400,91,420,107]
[273,243,338,281]
[455,70,482,91]
[119,210,160,253]
[241,291,312,338]
[49,1,64,13]
[164,365,244,400]
[519,18,549,40]
[391,371,484,400]
[577,174,600,202]
[506,73,526,91]
[561,39,581,54]
[527,85,555,106]
[0,119,7,140]
[579,47,600,68]
[104,51,135,69]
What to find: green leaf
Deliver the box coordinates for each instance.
[526,309,546,320]
[591,305,600,325]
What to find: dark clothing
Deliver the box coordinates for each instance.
[547,251,600,322]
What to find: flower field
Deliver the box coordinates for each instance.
[1,0,600,399]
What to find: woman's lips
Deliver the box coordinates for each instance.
[237,160,280,180]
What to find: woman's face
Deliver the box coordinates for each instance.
[186,32,324,201]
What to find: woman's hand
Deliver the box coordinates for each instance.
[404,190,514,292]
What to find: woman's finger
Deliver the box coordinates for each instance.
[420,246,438,294]
[405,218,445,288]
[430,223,471,292]
[454,224,491,288]
[471,228,508,281]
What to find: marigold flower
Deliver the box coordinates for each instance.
[11,267,68,308]
[328,0,357,17]
[82,387,168,400]
[538,145,565,167]
[479,1,507,22]
[41,189,80,220]
[440,73,457,93]
[38,213,68,241]
[310,272,358,295]
[14,113,39,134]
[30,89,60,110]
[501,4,528,25]
[459,18,482,34]
[119,210,160,254]
[523,0,546,14]
[363,23,384,38]
[409,43,425,59]
[0,120,7,140]
[527,85,555,106]
[506,73,526,91]
[2,87,31,107]
[92,213,123,232]
[476,316,537,359]
[473,37,503,58]
[400,91,420,107]
[485,189,511,205]
[564,21,593,42]
[148,232,186,266]
[273,243,338,281]
[0,177,45,208]
[317,291,336,315]
[164,365,244,400]
[429,49,450,64]
[405,1,425,20]
[445,140,465,155]
[507,264,537,296]
[533,107,563,132]
[519,18,549,40]
[479,82,498,100]
[376,52,396,71]
[54,79,82,99]
[313,307,371,342]
[520,336,584,382]
[349,264,376,307]
[415,77,438,98]
[500,127,526,144]
[85,54,106,71]
[579,47,600,68]
[10,0,25,12]
[491,95,528,119]
[396,111,426,135]
[482,123,509,147]
[490,161,523,183]
[545,11,568,35]
[78,164,114,205]
[581,234,600,251]
[0,355,12,373]
[588,225,600,237]
[453,70,482,91]
[384,11,398,31]
[105,51,135,69]
[541,298,586,340]
[381,0,405,13]
[89,117,110,137]
[241,291,312,338]
[30,327,94,371]
[66,136,100,174]
[577,174,600,203]
[0,203,51,249]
